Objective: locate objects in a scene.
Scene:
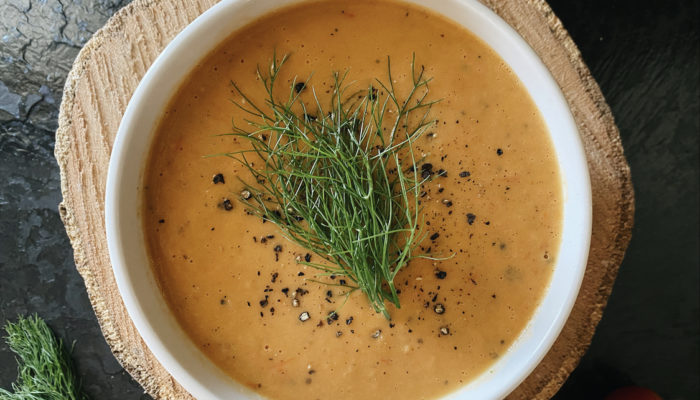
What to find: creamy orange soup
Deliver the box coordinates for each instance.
[142,1,562,399]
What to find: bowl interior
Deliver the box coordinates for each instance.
[105,0,592,399]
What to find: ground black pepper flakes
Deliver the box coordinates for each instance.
[459,171,470,178]
[466,213,476,225]
[304,253,311,262]
[368,87,378,101]
[158,219,165,224]
[435,270,447,279]
[221,199,233,211]
[437,169,447,177]
[298,272,305,276]
[326,290,333,298]
[271,272,278,283]
[442,199,453,207]
[430,233,440,241]
[259,298,268,307]
[434,303,445,314]
[339,279,347,285]
[497,148,503,156]
[294,81,306,93]
[212,173,225,184]
[274,244,282,252]
[281,288,290,296]
[326,312,339,325]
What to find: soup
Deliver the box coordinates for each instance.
[142,1,562,399]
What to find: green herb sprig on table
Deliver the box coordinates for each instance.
[220,54,437,319]
[0,315,88,400]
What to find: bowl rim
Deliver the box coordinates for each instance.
[105,0,592,399]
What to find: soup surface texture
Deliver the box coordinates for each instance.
[142,1,562,399]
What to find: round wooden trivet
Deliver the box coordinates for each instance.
[55,0,634,398]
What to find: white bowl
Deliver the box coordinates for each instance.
[105,0,592,399]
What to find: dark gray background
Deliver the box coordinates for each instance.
[0,0,697,399]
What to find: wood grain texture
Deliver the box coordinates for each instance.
[54,0,634,399]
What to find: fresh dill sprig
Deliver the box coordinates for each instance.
[222,53,437,319]
[0,315,88,400]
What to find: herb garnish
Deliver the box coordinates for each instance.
[0,315,88,400]
[221,54,437,319]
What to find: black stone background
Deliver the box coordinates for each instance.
[0,0,697,399]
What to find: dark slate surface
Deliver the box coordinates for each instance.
[0,0,697,399]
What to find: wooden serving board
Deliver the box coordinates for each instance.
[55,0,634,398]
